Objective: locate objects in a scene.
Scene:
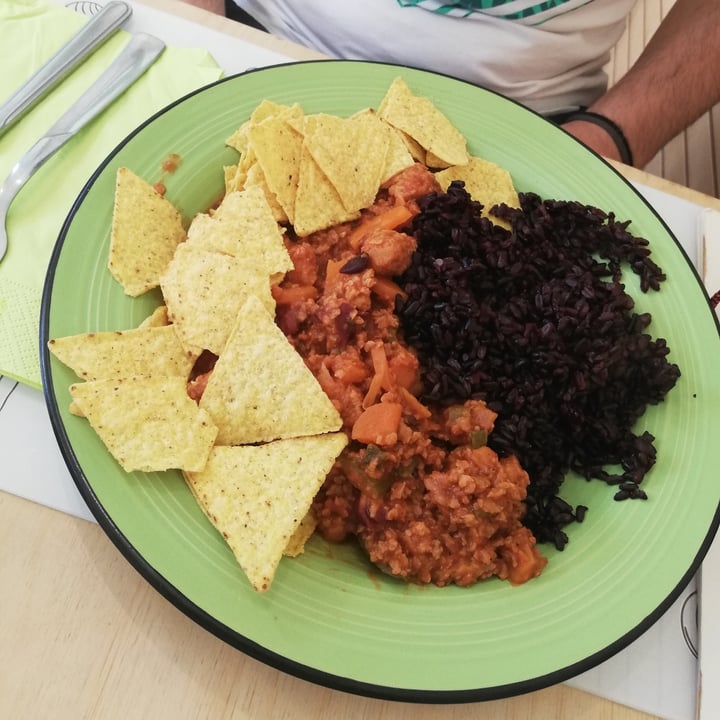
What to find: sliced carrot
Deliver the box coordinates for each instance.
[271,284,318,304]
[362,344,391,408]
[363,371,384,409]
[371,344,391,388]
[507,545,547,586]
[389,351,419,390]
[351,402,403,445]
[398,386,431,420]
[315,362,335,394]
[348,205,415,251]
[372,276,407,304]
[324,258,345,287]
[335,363,368,385]
[331,356,368,385]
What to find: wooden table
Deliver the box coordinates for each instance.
[0,487,660,719]
[3,2,713,717]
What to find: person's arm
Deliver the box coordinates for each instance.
[181,0,225,14]
[183,0,718,167]
[563,0,720,166]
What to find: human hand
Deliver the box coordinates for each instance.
[561,119,624,164]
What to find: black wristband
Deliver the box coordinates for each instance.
[563,110,634,166]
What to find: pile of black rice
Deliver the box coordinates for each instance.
[396,181,681,550]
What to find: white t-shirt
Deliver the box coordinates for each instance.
[233,0,637,115]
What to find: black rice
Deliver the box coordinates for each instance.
[396,181,680,549]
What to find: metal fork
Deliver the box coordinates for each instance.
[0,33,165,263]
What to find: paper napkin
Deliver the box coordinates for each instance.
[0,0,223,388]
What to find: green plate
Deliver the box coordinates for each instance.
[40,61,720,701]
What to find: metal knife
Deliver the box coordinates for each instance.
[0,32,166,263]
[0,1,133,137]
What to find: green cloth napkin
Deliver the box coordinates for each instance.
[0,0,223,388]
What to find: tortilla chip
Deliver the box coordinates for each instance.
[435,156,520,228]
[247,116,304,223]
[200,294,342,444]
[380,125,416,184]
[160,244,276,356]
[257,100,304,122]
[303,110,389,214]
[242,161,289,224]
[226,97,303,155]
[222,142,255,197]
[378,77,468,167]
[425,150,453,169]
[283,511,317,557]
[398,130,426,164]
[226,120,251,155]
[185,211,214,242]
[234,145,258,187]
[293,144,359,237]
[108,167,186,297]
[223,164,242,194]
[70,376,217,472]
[69,401,84,417]
[185,186,291,279]
[139,305,170,328]
[225,127,250,155]
[47,325,195,381]
[226,99,303,148]
[184,433,348,591]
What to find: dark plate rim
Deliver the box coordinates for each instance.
[38,59,720,704]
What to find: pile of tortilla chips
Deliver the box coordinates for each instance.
[224,95,415,236]
[50,169,346,592]
[48,76,521,593]
[222,77,518,237]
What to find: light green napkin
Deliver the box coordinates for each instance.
[0,0,223,388]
